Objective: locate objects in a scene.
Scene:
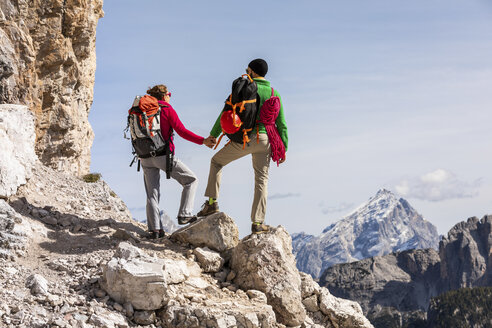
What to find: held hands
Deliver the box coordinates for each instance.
[203,136,217,148]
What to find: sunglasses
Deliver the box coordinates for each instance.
[166,92,172,97]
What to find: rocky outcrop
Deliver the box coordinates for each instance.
[101,242,202,311]
[0,0,104,175]
[101,242,281,327]
[318,288,374,328]
[0,105,36,198]
[230,226,307,326]
[171,212,239,252]
[320,248,441,326]
[440,215,492,290]
[294,189,439,278]
[230,226,373,328]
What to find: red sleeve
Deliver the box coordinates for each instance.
[167,106,205,145]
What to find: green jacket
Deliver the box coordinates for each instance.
[210,78,288,151]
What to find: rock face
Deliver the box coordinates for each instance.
[0,105,36,198]
[293,189,439,278]
[440,215,492,290]
[320,248,441,326]
[171,212,239,252]
[0,0,104,175]
[229,226,373,327]
[230,226,307,326]
[320,215,492,327]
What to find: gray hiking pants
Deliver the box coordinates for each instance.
[140,156,198,231]
[204,133,271,223]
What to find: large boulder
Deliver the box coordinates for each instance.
[160,300,279,328]
[0,105,36,198]
[319,288,374,328]
[100,242,201,311]
[101,257,169,311]
[171,212,239,252]
[230,226,306,326]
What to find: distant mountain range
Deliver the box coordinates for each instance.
[292,189,439,278]
[320,214,492,328]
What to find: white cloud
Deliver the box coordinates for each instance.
[320,202,355,215]
[268,192,301,200]
[421,169,450,183]
[395,169,482,202]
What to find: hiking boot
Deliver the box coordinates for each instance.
[146,230,165,240]
[251,222,270,234]
[197,200,219,217]
[147,231,159,240]
[178,215,197,225]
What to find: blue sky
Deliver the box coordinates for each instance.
[90,1,492,238]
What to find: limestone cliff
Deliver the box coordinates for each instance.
[0,0,103,175]
[440,215,492,290]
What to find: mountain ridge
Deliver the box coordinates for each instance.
[320,214,492,327]
[293,189,439,278]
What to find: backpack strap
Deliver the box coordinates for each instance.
[158,104,173,139]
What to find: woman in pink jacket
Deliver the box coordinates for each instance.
[141,85,215,239]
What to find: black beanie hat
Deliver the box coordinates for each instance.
[248,58,268,77]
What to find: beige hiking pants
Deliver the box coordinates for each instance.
[205,133,271,223]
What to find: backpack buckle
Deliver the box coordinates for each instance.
[150,151,156,157]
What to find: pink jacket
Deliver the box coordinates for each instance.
[158,101,204,152]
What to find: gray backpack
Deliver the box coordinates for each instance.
[125,95,173,177]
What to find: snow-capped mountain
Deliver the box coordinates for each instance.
[292,189,439,279]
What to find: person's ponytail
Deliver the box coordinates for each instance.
[147,84,168,100]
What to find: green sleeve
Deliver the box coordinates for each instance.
[275,92,288,151]
[210,112,222,138]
